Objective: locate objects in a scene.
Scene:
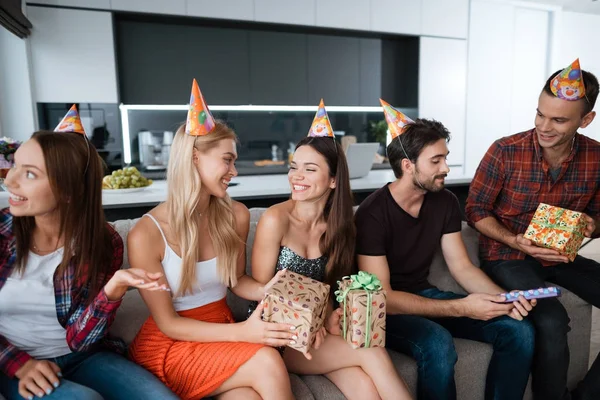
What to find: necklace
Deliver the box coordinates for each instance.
[31,238,60,254]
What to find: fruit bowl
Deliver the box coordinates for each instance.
[102,167,153,192]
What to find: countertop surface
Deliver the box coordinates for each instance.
[140,161,394,179]
[0,169,472,209]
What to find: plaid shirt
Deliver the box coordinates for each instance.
[0,208,125,377]
[466,129,600,262]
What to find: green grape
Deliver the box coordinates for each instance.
[104,166,152,189]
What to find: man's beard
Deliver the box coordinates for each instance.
[413,168,447,193]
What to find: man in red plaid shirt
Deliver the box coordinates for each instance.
[466,60,600,400]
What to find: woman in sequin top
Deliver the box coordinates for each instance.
[251,136,412,400]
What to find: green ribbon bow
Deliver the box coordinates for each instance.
[334,271,382,348]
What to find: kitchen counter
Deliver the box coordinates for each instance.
[140,161,394,180]
[0,169,472,209]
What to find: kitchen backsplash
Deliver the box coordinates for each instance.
[126,108,418,163]
[37,103,123,171]
[36,104,418,170]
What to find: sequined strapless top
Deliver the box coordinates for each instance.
[275,246,327,281]
[248,246,328,316]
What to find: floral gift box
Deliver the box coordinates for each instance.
[523,203,587,262]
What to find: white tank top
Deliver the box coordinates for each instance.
[0,249,72,358]
[144,214,227,311]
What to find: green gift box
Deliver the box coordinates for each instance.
[335,271,386,349]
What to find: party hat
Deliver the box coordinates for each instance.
[54,104,85,135]
[307,99,334,138]
[550,58,586,101]
[185,79,216,136]
[380,99,414,140]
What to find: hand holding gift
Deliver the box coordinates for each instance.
[261,270,330,357]
[325,308,343,336]
[581,213,596,238]
[335,271,386,349]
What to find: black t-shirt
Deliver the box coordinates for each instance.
[355,184,462,293]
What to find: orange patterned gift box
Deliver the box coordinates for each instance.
[261,270,330,354]
[523,203,587,262]
[336,271,386,349]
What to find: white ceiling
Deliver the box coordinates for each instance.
[518,0,600,15]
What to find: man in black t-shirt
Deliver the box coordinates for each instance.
[356,113,536,400]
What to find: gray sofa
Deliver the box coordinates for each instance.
[108,208,593,400]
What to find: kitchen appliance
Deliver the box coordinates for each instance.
[138,130,172,170]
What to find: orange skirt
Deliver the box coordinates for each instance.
[129,298,264,400]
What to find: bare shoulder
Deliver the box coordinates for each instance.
[128,205,165,259]
[232,200,250,224]
[259,201,292,234]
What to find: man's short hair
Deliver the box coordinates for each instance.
[387,119,451,179]
[542,69,599,115]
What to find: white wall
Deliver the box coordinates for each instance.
[551,11,600,141]
[419,37,467,171]
[464,0,552,176]
[0,28,36,141]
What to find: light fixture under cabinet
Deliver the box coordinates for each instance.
[119,104,398,164]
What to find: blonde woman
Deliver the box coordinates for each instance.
[128,81,295,400]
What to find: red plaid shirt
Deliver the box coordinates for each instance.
[466,129,600,262]
[0,208,125,377]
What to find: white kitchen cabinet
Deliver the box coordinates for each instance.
[0,27,36,139]
[316,0,369,31]
[255,0,315,26]
[465,1,514,177]
[110,0,186,15]
[419,36,467,169]
[509,7,549,135]
[552,11,600,141]
[421,0,468,39]
[464,0,551,177]
[27,6,118,103]
[25,0,110,8]
[370,0,421,35]
[187,0,254,21]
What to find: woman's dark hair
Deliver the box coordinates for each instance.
[295,137,356,289]
[13,131,115,304]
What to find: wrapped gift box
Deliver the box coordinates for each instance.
[523,203,587,262]
[336,271,386,349]
[262,270,330,354]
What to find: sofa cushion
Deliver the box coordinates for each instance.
[108,208,592,400]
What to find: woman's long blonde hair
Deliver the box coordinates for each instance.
[166,121,240,296]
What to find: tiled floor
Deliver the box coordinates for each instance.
[579,239,600,367]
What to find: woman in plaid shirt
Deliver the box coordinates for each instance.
[0,127,177,400]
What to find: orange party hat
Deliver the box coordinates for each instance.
[307,99,334,138]
[550,58,586,101]
[380,99,414,140]
[54,104,85,135]
[185,79,216,136]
